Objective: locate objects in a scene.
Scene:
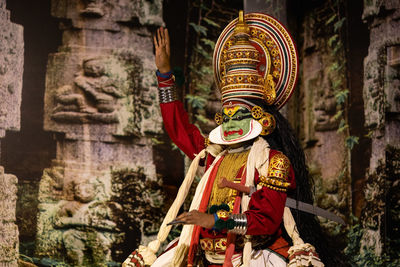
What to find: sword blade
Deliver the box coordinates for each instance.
[285,197,346,225]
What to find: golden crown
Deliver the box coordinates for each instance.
[213,11,298,110]
[220,11,276,106]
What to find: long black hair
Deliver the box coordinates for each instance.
[252,101,347,266]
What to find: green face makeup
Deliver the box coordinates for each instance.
[221,107,253,141]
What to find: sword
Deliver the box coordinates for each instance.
[218,178,346,225]
[286,197,345,225]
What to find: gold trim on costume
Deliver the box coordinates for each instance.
[200,238,227,253]
[258,152,291,192]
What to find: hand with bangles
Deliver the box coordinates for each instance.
[171,210,215,229]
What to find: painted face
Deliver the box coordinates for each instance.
[221,106,253,141]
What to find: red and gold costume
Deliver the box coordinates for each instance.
[124,11,324,267]
[156,71,295,266]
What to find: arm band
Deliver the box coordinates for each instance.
[158,85,177,103]
[228,213,248,235]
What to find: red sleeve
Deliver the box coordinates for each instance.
[245,150,295,236]
[160,101,205,159]
[245,186,286,235]
[157,73,205,160]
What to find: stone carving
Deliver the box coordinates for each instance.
[360,0,400,257]
[38,166,64,203]
[0,167,19,266]
[51,0,163,30]
[52,57,125,124]
[80,0,106,17]
[0,1,23,266]
[110,168,165,262]
[0,0,23,138]
[36,163,165,265]
[297,7,349,235]
[386,45,400,114]
[53,178,122,265]
[38,0,164,265]
[37,168,124,265]
[44,51,162,141]
[314,83,338,132]
[75,58,124,112]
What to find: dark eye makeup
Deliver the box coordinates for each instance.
[222,114,252,122]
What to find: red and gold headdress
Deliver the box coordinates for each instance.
[213,11,298,110]
[209,11,298,144]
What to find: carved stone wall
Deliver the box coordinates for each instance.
[36,0,164,265]
[361,0,400,257]
[0,168,19,267]
[0,0,23,139]
[294,2,350,233]
[0,0,24,265]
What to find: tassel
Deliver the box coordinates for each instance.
[283,208,324,267]
[138,240,160,266]
[287,243,324,267]
[122,248,146,267]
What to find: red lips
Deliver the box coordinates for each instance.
[224,129,243,137]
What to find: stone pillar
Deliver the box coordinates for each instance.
[361,0,400,256]
[296,4,350,232]
[36,0,164,265]
[0,0,24,266]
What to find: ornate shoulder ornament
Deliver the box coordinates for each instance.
[258,152,291,192]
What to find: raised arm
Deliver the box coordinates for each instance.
[154,27,171,74]
[154,28,205,159]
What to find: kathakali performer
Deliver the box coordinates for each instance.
[124,11,328,267]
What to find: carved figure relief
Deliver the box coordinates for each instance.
[313,68,339,132]
[38,166,64,202]
[51,0,163,29]
[54,178,122,265]
[52,57,126,124]
[314,90,338,131]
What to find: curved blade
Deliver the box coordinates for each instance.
[286,197,346,225]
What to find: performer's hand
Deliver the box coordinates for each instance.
[153,27,171,73]
[175,210,215,229]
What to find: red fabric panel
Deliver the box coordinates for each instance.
[268,235,290,259]
[160,101,205,160]
[206,154,216,170]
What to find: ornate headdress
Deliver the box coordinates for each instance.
[214,11,298,110]
[210,11,298,142]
